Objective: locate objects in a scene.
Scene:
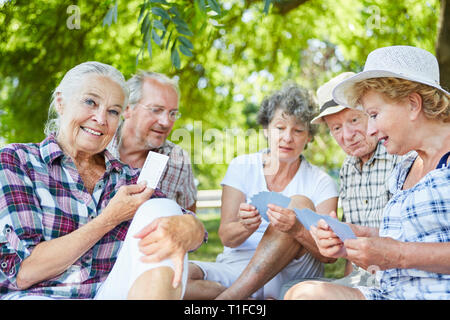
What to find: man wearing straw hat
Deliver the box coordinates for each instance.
[278,72,403,298]
[313,72,403,229]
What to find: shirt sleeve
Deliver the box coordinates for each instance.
[311,170,339,206]
[0,148,45,289]
[220,155,248,195]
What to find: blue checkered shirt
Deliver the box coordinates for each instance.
[358,152,450,300]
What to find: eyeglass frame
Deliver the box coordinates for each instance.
[136,103,182,121]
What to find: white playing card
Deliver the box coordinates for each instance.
[137,151,169,189]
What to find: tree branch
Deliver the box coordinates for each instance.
[246,0,310,15]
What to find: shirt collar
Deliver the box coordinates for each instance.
[41,133,123,174]
[348,141,390,167]
[40,134,65,166]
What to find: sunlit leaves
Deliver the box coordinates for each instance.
[102,0,118,26]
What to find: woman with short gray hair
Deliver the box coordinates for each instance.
[187,82,338,300]
[257,82,318,140]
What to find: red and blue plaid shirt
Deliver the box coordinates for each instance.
[0,134,201,299]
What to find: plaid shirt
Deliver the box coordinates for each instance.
[109,123,197,209]
[339,142,404,228]
[359,153,450,300]
[0,134,201,299]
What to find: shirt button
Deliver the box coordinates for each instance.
[1,262,7,269]
[5,226,12,234]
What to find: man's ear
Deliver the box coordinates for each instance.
[407,92,423,121]
[122,105,132,119]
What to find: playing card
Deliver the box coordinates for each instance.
[250,191,291,221]
[294,208,356,241]
[249,191,271,221]
[137,151,169,188]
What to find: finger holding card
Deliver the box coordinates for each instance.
[267,203,299,235]
[310,222,347,259]
[238,202,261,232]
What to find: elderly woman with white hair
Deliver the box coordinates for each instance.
[0,61,206,300]
[285,46,450,300]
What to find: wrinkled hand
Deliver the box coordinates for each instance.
[344,236,402,271]
[310,215,347,259]
[266,203,300,235]
[238,203,261,233]
[133,214,204,289]
[104,182,154,226]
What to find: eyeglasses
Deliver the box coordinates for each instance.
[138,104,182,121]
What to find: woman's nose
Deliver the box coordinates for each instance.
[93,109,107,125]
[366,118,378,137]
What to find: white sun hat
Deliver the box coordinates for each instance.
[332,45,450,108]
[311,72,356,124]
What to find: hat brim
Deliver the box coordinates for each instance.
[311,105,348,124]
[332,70,450,108]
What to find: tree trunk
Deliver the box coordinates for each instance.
[436,0,450,90]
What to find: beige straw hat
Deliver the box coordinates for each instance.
[332,45,450,108]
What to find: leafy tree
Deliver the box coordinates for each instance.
[0,0,442,189]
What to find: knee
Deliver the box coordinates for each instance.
[128,266,181,299]
[289,195,315,211]
[136,198,182,220]
[188,263,205,280]
[141,266,174,285]
[284,281,328,300]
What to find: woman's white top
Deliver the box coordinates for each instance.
[221,152,338,253]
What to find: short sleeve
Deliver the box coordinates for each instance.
[220,155,250,195]
[312,172,339,205]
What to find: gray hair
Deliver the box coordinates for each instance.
[45,61,129,136]
[257,82,318,137]
[126,70,180,108]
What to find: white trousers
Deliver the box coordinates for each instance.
[95,198,188,300]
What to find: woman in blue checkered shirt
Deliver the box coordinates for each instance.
[285,46,450,300]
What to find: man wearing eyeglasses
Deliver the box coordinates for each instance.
[108,71,197,212]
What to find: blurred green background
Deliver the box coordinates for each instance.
[0,0,445,190]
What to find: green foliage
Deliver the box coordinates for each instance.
[0,0,441,189]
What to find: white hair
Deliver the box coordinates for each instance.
[126,70,180,109]
[44,61,129,135]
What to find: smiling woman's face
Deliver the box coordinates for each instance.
[361,89,412,156]
[56,74,125,158]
